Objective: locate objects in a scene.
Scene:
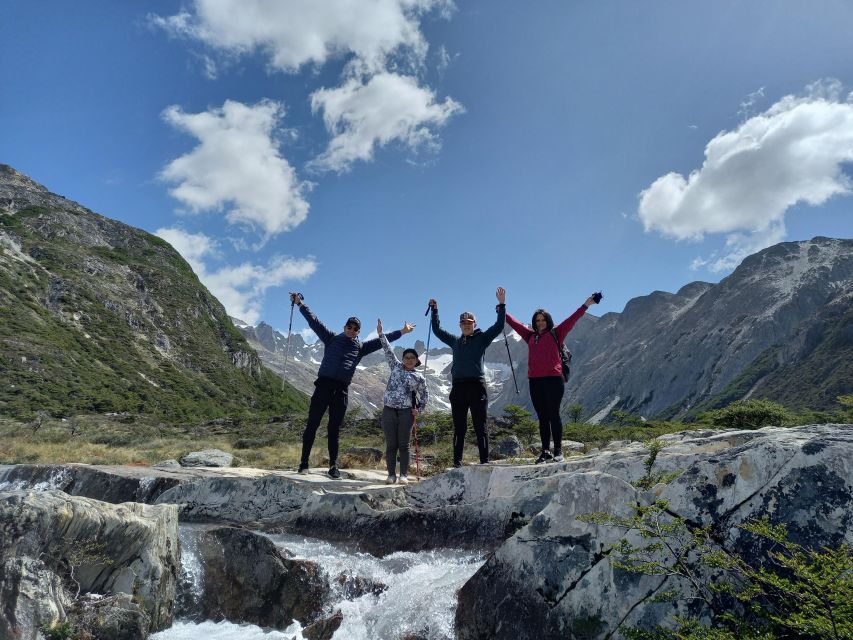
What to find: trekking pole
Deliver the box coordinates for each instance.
[411,391,421,482]
[502,328,519,394]
[423,303,433,374]
[281,292,303,389]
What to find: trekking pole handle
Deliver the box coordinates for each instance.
[289,292,304,305]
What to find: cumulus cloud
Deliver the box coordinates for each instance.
[159,99,310,240]
[155,227,316,324]
[638,79,853,271]
[152,1,462,173]
[310,72,463,172]
[150,0,452,74]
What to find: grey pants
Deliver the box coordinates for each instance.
[381,406,415,477]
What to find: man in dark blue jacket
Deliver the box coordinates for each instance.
[291,292,413,478]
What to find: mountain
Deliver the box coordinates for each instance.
[241,238,852,421]
[561,236,852,420]
[0,165,308,420]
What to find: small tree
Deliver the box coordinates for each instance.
[707,399,792,430]
[568,402,584,424]
[503,404,538,446]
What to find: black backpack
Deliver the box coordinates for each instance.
[548,329,572,381]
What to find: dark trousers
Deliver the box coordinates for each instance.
[529,376,566,453]
[301,377,348,467]
[450,379,489,464]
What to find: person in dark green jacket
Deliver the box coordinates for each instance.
[428,287,506,466]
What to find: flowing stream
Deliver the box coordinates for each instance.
[151,527,484,640]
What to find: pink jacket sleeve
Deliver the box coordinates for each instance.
[505,312,533,343]
[555,305,588,342]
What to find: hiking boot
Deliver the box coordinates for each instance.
[452,461,463,469]
[385,475,397,484]
[298,462,309,474]
[328,466,342,479]
[535,450,553,464]
[552,452,565,463]
[398,475,409,485]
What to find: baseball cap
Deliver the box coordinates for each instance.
[459,311,476,323]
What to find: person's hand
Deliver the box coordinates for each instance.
[411,407,419,418]
[401,321,415,335]
[377,318,383,334]
[289,292,304,307]
[585,294,598,307]
[428,298,438,311]
[496,287,506,305]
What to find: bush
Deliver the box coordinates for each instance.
[579,503,853,640]
[705,399,793,430]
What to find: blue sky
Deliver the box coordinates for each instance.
[2,1,852,346]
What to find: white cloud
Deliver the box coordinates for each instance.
[638,79,853,271]
[150,0,452,74]
[155,227,317,324]
[152,1,462,173]
[160,99,310,240]
[310,72,463,172]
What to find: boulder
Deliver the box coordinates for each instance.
[342,446,383,465]
[153,459,182,470]
[181,526,329,629]
[0,490,179,639]
[179,449,234,468]
[563,440,585,452]
[303,610,343,640]
[490,436,524,459]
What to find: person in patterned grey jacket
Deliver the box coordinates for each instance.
[377,318,428,485]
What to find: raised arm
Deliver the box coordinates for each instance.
[428,299,456,346]
[554,294,598,341]
[360,320,412,357]
[505,311,533,343]
[295,295,335,345]
[481,287,507,342]
[377,318,399,368]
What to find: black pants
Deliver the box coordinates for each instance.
[529,376,566,453]
[450,379,489,464]
[301,377,348,467]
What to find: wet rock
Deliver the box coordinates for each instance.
[179,449,233,468]
[0,490,178,638]
[189,526,329,629]
[0,464,181,504]
[302,610,343,640]
[335,570,387,599]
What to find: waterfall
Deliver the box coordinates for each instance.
[152,528,484,640]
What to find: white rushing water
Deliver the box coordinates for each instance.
[151,530,484,640]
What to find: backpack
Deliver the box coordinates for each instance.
[548,329,572,381]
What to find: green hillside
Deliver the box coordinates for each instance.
[0,171,307,422]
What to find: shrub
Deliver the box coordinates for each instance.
[705,399,793,430]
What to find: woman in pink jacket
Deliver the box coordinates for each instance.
[506,294,599,463]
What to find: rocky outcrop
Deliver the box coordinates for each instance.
[0,490,179,639]
[2,425,850,638]
[454,424,853,639]
[180,526,329,629]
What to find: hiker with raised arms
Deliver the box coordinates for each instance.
[506,293,600,464]
[377,318,428,485]
[291,292,414,479]
[428,287,507,467]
